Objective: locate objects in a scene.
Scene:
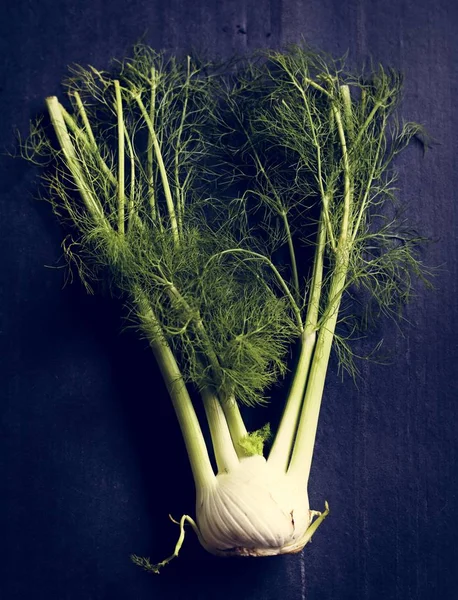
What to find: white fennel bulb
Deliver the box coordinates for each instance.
[196,456,312,556]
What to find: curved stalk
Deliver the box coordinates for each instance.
[332,102,352,242]
[114,80,126,234]
[268,215,327,471]
[136,293,215,490]
[134,93,179,244]
[353,100,383,148]
[147,66,158,222]
[72,91,98,147]
[123,129,137,229]
[46,97,107,226]
[340,85,355,140]
[221,395,248,458]
[281,211,300,301]
[60,107,117,187]
[201,388,240,473]
[174,56,191,233]
[267,330,316,471]
[287,248,349,483]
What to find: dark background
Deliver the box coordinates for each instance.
[1,1,457,599]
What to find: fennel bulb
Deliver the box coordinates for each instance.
[196,455,315,556]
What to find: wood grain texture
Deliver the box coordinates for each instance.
[1,1,457,598]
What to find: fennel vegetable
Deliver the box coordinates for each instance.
[25,45,427,571]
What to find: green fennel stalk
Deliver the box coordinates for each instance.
[24,44,428,571]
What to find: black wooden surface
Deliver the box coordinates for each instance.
[1,1,457,599]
